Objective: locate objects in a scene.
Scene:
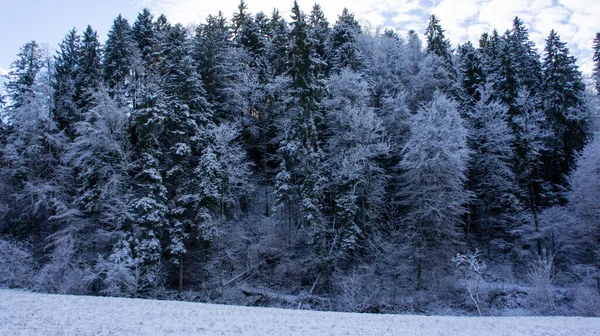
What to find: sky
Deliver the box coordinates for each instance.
[1,0,599,86]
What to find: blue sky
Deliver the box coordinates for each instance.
[1,0,599,83]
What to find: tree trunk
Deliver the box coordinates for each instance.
[178,254,183,294]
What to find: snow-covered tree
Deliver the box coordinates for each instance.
[568,133,600,292]
[397,92,470,289]
[467,88,522,255]
[323,69,388,254]
[4,41,45,109]
[276,1,327,246]
[104,14,138,102]
[326,8,363,72]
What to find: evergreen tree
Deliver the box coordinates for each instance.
[76,25,103,111]
[513,90,548,255]
[424,15,453,68]
[232,0,249,39]
[161,23,217,293]
[4,41,44,108]
[104,14,137,101]
[53,28,81,137]
[276,0,326,245]
[132,8,157,68]
[308,4,329,71]
[1,46,67,239]
[540,30,588,190]
[457,42,485,103]
[194,12,247,121]
[467,88,522,255]
[268,9,290,76]
[326,8,363,72]
[323,69,389,254]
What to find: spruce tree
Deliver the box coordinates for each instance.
[132,8,157,68]
[457,42,485,103]
[308,4,329,72]
[268,9,290,76]
[53,28,81,137]
[276,0,326,245]
[162,23,216,293]
[425,15,453,67]
[4,41,44,108]
[76,25,103,111]
[467,88,522,255]
[540,30,588,190]
[326,8,363,72]
[104,14,137,101]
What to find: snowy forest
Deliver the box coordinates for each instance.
[1,0,599,316]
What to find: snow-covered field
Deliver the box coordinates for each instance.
[1,289,599,335]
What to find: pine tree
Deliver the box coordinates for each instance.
[397,92,470,289]
[326,8,363,72]
[425,15,453,67]
[4,41,44,108]
[76,26,103,111]
[194,12,247,121]
[232,0,249,39]
[541,30,588,190]
[467,88,522,255]
[161,23,216,293]
[513,90,548,255]
[132,8,157,68]
[276,0,326,245]
[457,42,485,103]
[1,45,67,239]
[53,28,81,137]
[104,14,137,101]
[308,4,329,71]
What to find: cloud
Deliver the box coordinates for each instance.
[138,0,404,27]
[137,0,600,74]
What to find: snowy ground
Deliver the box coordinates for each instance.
[1,289,599,335]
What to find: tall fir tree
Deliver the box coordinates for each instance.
[540,30,588,192]
[276,0,327,246]
[53,28,81,137]
[424,15,453,69]
[308,4,329,73]
[4,41,45,108]
[457,42,485,104]
[104,14,137,103]
[76,25,103,111]
[326,8,363,73]
[467,88,522,255]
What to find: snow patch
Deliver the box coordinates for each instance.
[1,289,599,335]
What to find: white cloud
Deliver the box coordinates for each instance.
[139,0,405,27]
[138,0,600,74]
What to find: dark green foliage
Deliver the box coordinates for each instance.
[540,30,588,190]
